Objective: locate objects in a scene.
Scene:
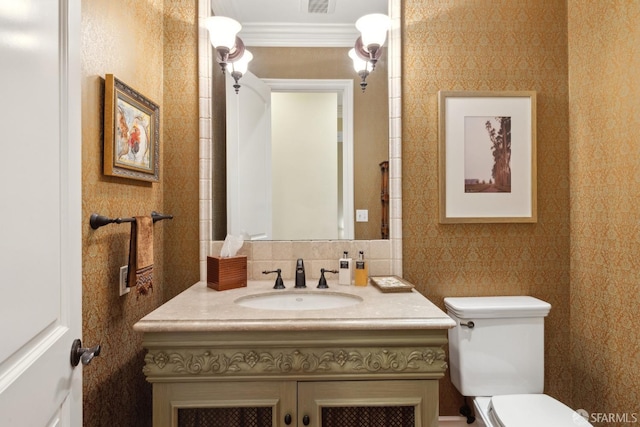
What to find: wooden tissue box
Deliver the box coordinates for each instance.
[207,255,247,291]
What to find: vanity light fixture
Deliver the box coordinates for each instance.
[349,13,391,92]
[204,16,252,93]
[348,48,372,92]
[229,50,252,94]
[350,13,391,92]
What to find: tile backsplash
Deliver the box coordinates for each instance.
[208,240,392,281]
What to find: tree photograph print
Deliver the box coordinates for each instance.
[464,116,511,193]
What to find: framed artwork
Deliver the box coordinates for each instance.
[104,74,159,182]
[438,91,537,223]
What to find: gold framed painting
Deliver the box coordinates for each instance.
[104,74,159,182]
[438,91,537,223]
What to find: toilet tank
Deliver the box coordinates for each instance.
[444,296,551,397]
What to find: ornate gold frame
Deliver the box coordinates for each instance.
[104,74,159,182]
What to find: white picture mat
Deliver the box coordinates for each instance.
[440,92,536,222]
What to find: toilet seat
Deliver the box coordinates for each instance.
[483,394,592,427]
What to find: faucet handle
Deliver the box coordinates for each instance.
[317,268,338,289]
[262,269,285,289]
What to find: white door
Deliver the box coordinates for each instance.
[0,0,82,425]
[226,71,272,240]
[271,92,339,240]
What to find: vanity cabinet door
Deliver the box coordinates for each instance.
[153,381,296,427]
[297,380,438,427]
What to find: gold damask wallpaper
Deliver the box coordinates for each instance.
[162,1,200,300]
[81,1,164,425]
[402,0,571,415]
[81,0,198,425]
[79,0,638,425]
[568,0,640,422]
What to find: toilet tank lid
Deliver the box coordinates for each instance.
[444,296,551,318]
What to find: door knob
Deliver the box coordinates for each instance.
[284,413,292,425]
[302,415,310,425]
[70,339,101,367]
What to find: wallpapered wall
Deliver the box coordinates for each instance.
[568,0,640,422]
[81,0,198,425]
[401,0,571,415]
[162,1,200,301]
[80,0,638,425]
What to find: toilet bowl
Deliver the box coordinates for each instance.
[444,296,592,427]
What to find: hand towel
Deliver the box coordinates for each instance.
[128,216,153,297]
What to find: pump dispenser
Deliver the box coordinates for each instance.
[338,251,352,285]
[354,251,369,286]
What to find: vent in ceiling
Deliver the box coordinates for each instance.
[308,0,328,13]
[305,0,336,14]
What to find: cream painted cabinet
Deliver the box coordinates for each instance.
[152,381,296,426]
[133,282,456,427]
[139,329,449,427]
[152,379,437,427]
[297,379,438,427]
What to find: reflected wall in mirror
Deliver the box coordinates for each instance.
[210,0,390,241]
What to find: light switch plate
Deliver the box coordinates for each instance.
[119,265,130,296]
[356,209,368,222]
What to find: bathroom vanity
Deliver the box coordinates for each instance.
[134,280,455,427]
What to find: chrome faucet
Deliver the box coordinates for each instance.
[294,258,306,288]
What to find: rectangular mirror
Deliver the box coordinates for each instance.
[210,0,390,241]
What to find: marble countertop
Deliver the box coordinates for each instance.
[133,280,455,333]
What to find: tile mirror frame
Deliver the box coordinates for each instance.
[197,0,402,280]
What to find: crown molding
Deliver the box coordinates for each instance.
[240,23,357,47]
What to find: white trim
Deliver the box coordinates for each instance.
[263,79,355,240]
[388,0,402,276]
[240,23,358,47]
[62,0,83,422]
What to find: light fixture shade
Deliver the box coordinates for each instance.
[355,13,390,48]
[348,48,369,73]
[231,50,253,74]
[204,16,242,49]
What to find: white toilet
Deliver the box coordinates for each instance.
[444,296,592,427]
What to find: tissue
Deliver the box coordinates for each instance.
[220,234,244,258]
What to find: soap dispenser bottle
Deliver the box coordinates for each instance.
[354,251,369,286]
[338,251,352,285]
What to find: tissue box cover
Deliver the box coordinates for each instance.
[207,255,247,291]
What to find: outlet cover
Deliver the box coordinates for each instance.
[356,209,368,222]
[119,265,130,296]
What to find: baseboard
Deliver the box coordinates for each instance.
[439,415,471,426]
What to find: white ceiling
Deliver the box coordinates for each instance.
[210,0,388,47]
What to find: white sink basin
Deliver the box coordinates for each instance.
[235,291,362,311]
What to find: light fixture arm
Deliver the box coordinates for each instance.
[215,36,246,74]
[354,36,383,71]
